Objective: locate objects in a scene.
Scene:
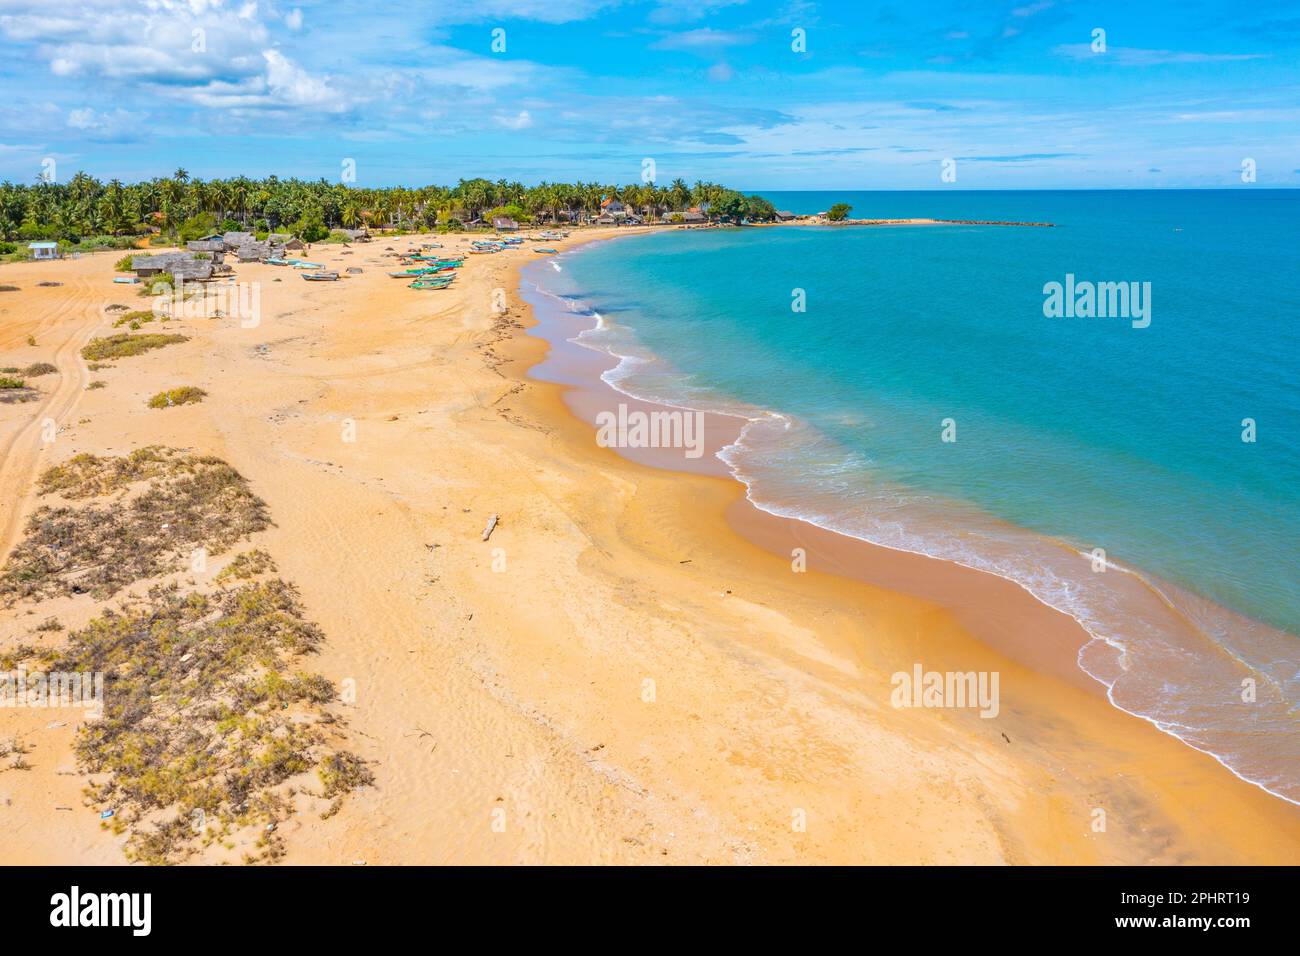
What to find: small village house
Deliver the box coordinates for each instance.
[491,216,519,231]
[28,241,59,260]
[599,197,628,221]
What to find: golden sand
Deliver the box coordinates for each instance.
[0,231,1296,864]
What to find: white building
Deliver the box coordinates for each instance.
[28,241,59,260]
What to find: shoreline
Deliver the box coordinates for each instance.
[510,230,1300,816]
[1,228,1296,864]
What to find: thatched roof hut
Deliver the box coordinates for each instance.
[235,241,273,262]
[131,253,213,281]
[131,253,188,276]
[171,259,215,281]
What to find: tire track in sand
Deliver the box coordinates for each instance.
[0,269,103,564]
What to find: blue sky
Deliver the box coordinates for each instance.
[0,0,1296,188]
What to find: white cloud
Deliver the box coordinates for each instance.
[652,28,754,51]
[416,0,620,25]
[494,109,533,129]
[285,7,303,30]
[65,106,140,136]
[1054,44,1269,65]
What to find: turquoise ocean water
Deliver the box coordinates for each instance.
[523,190,1300,802]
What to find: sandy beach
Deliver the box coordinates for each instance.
[1,229,1297,865]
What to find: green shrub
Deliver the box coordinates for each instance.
[148,386,206,408]
[112,309,156,328]
[81,333,187,361]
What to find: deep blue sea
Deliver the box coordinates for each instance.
[526,190,1300,802]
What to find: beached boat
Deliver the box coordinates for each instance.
[292,260,324,269]
[302,271,339,281]
[265,257,291,266]
[409,278,454,289]
[113,276,139,284]
[535,248,558,254]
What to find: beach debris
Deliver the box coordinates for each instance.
[1001,732,1011,744]
[100,808,115,819]
[481,513,499,541]
[352,860,367,866]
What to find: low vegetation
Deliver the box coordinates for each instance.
[112,309,160,328]
[148,386,206,408]
[13,579,370,863]
[80,332,187,361]
[21,362,57,376]
[216,548,277,583]
[1,447,271,603]
[0,375,38,402]
[0,429,369,862]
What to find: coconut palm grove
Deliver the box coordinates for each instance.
[0,171,778,252]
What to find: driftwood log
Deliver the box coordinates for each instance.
[481,514,499,542]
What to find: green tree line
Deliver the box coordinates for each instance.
[0,169,779,243]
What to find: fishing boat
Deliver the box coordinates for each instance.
[113,276,140,284]
[302,271,339,281]
[265,257,291,266]
[409,280,454,290]
[535,248,558,254]
[293,261,324,269]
